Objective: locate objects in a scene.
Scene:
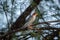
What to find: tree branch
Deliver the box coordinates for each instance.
[31,20,60,26]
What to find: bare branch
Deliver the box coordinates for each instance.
[31,20,60,26]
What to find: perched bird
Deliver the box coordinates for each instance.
[21,13,38,29]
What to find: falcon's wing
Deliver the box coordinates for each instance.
[26,15,32,22]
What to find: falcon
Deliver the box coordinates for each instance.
[21,13,38,29]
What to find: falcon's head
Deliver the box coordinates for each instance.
[32,13,38,17]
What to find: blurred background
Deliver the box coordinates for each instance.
[0,0,60,40]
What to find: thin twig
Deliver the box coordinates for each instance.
[31,20,60,26]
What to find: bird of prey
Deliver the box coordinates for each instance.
[21,13,38,29]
